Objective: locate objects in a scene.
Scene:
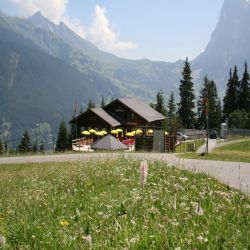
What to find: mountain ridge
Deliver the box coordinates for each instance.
[1,0,250,145]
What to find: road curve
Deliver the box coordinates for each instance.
[0,153,249,194]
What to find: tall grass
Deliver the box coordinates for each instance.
[0,159,249,249]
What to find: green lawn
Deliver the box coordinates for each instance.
[0,159,249,249]
[182,140,250,163]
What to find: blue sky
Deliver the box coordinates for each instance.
[0,0,224,62]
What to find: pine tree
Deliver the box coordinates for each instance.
[68,115,77,149]
[56,121,69,151]
[101,96,105,108]
[0,139,2,154]
[197,76,220,129]
[178,58,196,128]
[87,98,96,110]
[167,91,176,118]
[155,90,167,116]
[18,129,31,153]
[239,62,250,112]
[223,66,240,117]
[167,91,177,133]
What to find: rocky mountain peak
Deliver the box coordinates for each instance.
[193,0,250,87]
[28,11,57,33]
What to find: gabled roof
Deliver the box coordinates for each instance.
[116,98,166,123]
[91,135,128,150]
[69,108,120,127]
[91,108,121,127]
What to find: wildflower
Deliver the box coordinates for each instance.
[0,235,6,249]
[140,160,148,191]
[173,194,177,211]
[84,234,92,249]
[197,235,203,241]
[60,219,70,226]
[195,201,204,216]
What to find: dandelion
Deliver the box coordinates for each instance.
[0,235,6,249]
[140,160,148,192]
[60,219,70,226]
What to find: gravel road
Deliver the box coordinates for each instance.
[0,152,249,194]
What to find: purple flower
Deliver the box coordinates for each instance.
[140,160,148,191]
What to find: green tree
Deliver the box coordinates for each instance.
[178,58,196,128]
[0,139,2,154]
[56,121,69,151]
[167,91,176,117]
[32,143,37,152]
[18,129,31,153]
[229,109,250,129]
[197,76,221,129]
[223,66,240,118]
[101,96,105,108]
[239,62,250,112]
[155,90,167,116]
[167,91,177,133]
[87,98,96,110]
[68,115,77,149]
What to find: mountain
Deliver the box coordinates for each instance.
[0,14,122,145]
[193,0,250,89]
[1,0,250,146]
[0,10,182,145]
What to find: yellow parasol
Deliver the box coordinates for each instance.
[165,131,169,135]
[116,128,123,132]
[147,129,153,134]
[126,132,134,137]
[101,131,107,135]
[136,129,142,134]
[111,129,118,134]
[95,131,104,136]
[89,129,96,134]
[81,131,90,135]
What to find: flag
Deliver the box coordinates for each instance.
[74,98,78,113]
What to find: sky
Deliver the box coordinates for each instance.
[0,0,224,62]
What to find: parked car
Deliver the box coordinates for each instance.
[176,132,188,141]
[209,129,217,139]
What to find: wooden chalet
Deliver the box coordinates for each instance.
[70,98,166,134]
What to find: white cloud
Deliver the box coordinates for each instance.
[9,1,136,51]
[10,0,67,22]
[86,5,137,51]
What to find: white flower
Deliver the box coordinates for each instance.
[173,194,177,211]
[194,202,204,216]
[0,235,6,249]
[84,235,92,249]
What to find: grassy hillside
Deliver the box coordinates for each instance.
[0,159,249,249]
[182,140,250,162]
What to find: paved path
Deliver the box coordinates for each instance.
[0,153,249,194]
[196,139,217,154]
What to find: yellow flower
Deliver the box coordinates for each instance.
[60,219,70,226]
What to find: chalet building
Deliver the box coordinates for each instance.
[70,98,166,134]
